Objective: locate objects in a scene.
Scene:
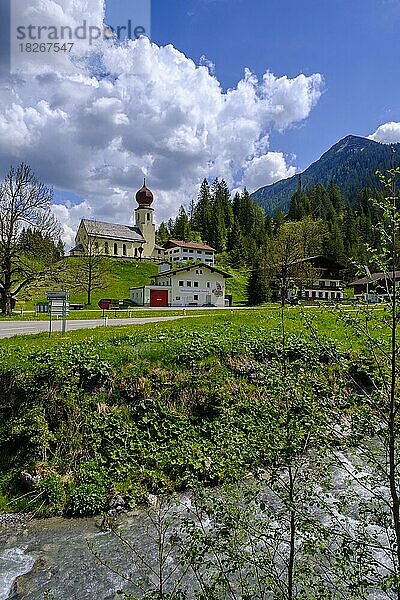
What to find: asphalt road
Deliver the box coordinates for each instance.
[0,316,184,339]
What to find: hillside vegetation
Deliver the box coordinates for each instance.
[14,257,247,310]
[251,135,400,214]
[0,307,383,517]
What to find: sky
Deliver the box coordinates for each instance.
[1,0,400,247]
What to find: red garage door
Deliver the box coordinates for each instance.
[150,289,169,307]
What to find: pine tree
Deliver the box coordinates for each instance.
[172,206,191,240]
[247,256,269,305]
[227,218,246,268]
[192,179,213,243]
[56,238,65,261]
[156,222,169,245]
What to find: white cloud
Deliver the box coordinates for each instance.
[368,121,400,143]
[240,152,297,192]
[1,0,324,246]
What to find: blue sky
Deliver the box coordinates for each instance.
[2,0,400,244]
[123,0,400,169]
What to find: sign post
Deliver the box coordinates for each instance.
[47,291,69,337]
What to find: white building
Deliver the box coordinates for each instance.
[130,261,232,307]
[163,240,215,266]
[71,181,164,260]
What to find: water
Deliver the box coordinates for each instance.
[0,549,35,600]
[0,514,147,599]
[0,461,396,600]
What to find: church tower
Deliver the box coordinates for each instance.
[135,179,155,257]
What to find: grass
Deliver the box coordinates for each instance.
[0,303,392,516]
[11,256,248,312]
[0,304,391,358]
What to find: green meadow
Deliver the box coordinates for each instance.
[0,305,390,516]
[10,257,248,313]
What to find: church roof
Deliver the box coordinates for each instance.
[82,219,145,243]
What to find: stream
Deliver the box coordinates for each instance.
[0,456,394,600]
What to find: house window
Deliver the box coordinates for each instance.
[194,281,199,288]
[123,244,127,256]
[179,280,184,286]
[105,242,109,255]
[197,251,202,255]
[194,295,198,300]
[207,282,211,288]
[176,296,180,300]
[183,248,188,253]
[205,251,212,255]
[174,249,179,253]
[189,250,194,254]
[114,243,118,255]
[187,281,191,287]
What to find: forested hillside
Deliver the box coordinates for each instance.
[251,135,400,214]
[159,175,386,275]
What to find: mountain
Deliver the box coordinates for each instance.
[251,135,400,214]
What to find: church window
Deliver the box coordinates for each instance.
[147,213,150,221]
[114,243,118,255]
[105,242,109,255]
[123,244,127,256]
[134,248,138,258]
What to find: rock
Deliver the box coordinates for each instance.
[108,494,125,512]
[20,471,41,490]
[0,512,30,529]
[146,494,158,508]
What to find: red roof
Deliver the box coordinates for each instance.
[164,239,215,251]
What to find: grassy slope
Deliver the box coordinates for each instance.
[0,305,390,356]
[14,257,248,310]
[0,306,388,515]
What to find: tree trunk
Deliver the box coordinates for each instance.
[1,256,13,315]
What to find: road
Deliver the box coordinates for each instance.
[0,316,184,339]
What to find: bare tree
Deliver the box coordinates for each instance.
[69,225,109,305]
[0,163,60,315]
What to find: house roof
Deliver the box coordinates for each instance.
[70,243,84,253]
[349,271,400,286]
[82,219,145,243]
[164,239,215,251]
[289,255,346,270]
[152,262,232,279]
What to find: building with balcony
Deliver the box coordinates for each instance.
[289,255,345,301]
[163,240,215,266]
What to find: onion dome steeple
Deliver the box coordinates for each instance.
[136,178,154,207]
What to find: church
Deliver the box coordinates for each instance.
[70,181,164,260]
